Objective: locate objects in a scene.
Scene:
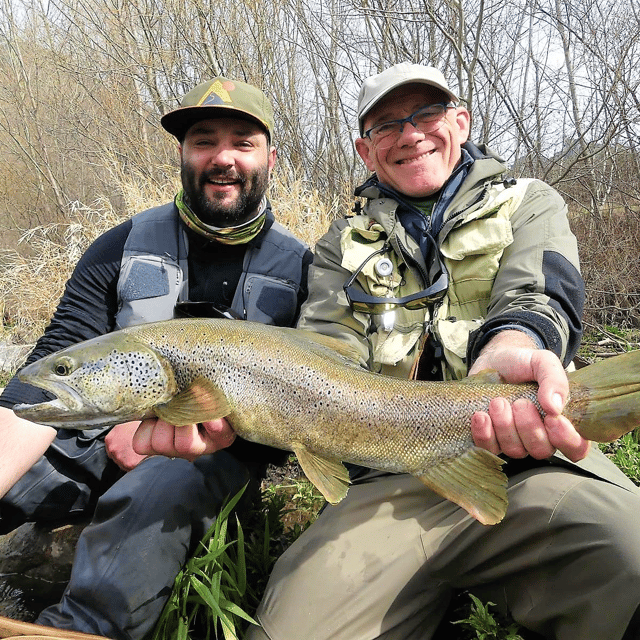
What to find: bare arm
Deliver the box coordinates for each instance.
[469,330,590,462]
[0,406,57,498]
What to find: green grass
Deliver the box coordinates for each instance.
[150,476,324,639]
[600,433,640,486]
[449,594,526,640]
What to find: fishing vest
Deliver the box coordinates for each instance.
[341,179,533,380]
[115,202,308,329]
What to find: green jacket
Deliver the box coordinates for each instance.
[299,143,583,380]
[299,142,636,490]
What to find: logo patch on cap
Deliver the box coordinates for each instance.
[197,79,235,106]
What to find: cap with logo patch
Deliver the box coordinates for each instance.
[357,63,459,136]
[161,77,275,141]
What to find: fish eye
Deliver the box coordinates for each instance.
[53,357,74,377]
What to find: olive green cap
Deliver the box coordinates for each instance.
[161,77,274,141]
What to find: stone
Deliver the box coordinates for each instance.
[0,522,87,622]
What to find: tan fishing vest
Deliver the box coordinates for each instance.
[340,179,533,380]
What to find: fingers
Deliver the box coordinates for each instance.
[470,410,501,455]
[104,421,148,471]
[472,398,532,459]
[132,418,235,461]
[545,413,591,462]
[529,350,569,416]
[472,397,590,461]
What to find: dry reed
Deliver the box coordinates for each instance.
[0,172,347,344]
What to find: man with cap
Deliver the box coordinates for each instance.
[232,63,639,638]
[0,77,311,639]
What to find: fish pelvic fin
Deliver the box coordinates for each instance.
[567,350,640,442]
[154,376,231,426]
[417,447,508,525]
[293,444,350,505]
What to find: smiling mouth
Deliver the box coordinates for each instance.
[396,149,436,165]
[207,179,239,186]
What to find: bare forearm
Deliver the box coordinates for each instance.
[0,406,56,497]
[469,329,540,379]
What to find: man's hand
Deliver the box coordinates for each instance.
[132,418,236,462]
[468,330,590,462]
[105,421,148,471]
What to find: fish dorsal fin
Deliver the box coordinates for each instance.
[292,443,350,504]
[461,369,505,384]
[289,328,363,366]
[417,447,508,525]
[154,376,231,426]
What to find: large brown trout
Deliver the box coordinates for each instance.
[13,318,640,524]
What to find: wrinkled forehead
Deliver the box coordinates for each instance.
[363,83,450,129]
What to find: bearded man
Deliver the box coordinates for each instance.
[0,77,311,639]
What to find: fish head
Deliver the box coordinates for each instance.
[13,332,178,429]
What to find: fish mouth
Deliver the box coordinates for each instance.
[14,367,108,428]
[13,395,125,429]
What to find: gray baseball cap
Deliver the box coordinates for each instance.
[357,63,459,135]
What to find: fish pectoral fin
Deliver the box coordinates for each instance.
[293,444,350,505]
[417,447,508,525]
[154,377,231,426]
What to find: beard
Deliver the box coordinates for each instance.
[180,160,270,227]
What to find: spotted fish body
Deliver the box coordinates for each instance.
[14,318,640,525]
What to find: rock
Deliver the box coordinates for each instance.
[0,522,87,622]
[0,344,32,376]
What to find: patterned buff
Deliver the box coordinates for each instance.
[175,189,266,245]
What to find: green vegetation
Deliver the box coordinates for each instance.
[600,434,640,486]
[450,594,525,640]
[150,474,324,639]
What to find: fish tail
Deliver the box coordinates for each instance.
[567,350,640,442]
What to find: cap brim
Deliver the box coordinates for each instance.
[358,80,458,135]
[161,105,270,140]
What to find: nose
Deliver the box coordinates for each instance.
[209,144,234,167]
[396,120,424,145]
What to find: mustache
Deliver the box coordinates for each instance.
[202,169,245,183]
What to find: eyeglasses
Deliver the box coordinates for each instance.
[363,103,456,149]
[343,245,449,314]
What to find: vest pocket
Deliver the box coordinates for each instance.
[116,256,182,328]
[241,274,298,326]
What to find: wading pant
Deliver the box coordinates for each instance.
[34,453,251,639]
[0,429,121,532]
[248,455,640,640]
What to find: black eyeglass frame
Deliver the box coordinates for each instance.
[342,245,449,314]
[363,102,457,144]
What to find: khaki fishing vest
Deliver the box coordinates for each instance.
[341,179,533,380]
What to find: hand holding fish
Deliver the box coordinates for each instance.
[132,416,236,462]
[469,330,590,463]
[105,421,148,471]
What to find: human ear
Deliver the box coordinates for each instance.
[355,137,377,172]
[267,146,277,176]
[455,107,472,144]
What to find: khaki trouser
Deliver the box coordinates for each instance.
[248,462,640,640]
